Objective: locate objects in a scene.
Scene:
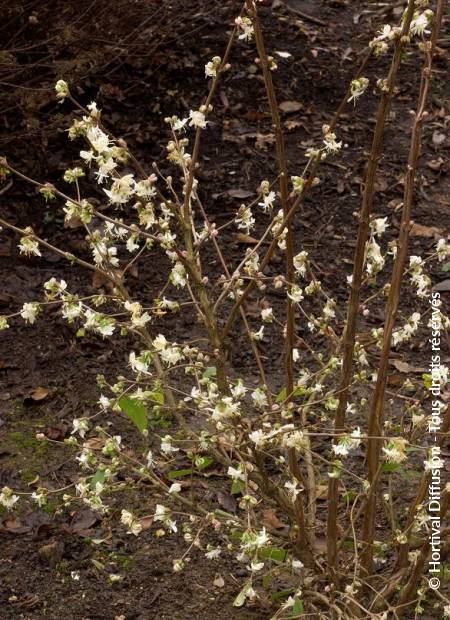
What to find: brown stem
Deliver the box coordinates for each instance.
[220,43,373,343]
[326,0,417,579]
[361,6,444,576]
[245,0,295,400]
[395,404,450,569]
[396,490,449,618]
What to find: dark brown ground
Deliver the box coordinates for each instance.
[0,1,449,618]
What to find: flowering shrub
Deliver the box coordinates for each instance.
[0,1,448,617]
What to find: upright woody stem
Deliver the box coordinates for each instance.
[246,0,314,560]
[245,0,295,398]
[326,0,417,579]
[360,3,445,575]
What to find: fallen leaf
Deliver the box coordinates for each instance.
[254,132,275,150]
[1,518,31,534]
[44,425,67,441]
[262,509,285,529]
[427,157,444,171]
[432,131,446,146]
[410,223,443,238]
[315,484,328,500]
[391,360,426,373]
[138,516,153,531]
[234,233,258,244]
[85,436,107,450]
[433,279,450,292]
[213,575,225,588]
[71,509,99,535]
[227,189,253,199]
[31,387,49,401]
[217,491,237,513]
[279,100,302,113]
[38,540,64,567]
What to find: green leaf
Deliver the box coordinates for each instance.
[149,387,164,406]
[202,366,217,379]
[119,395,148,433]
[442,261,450,272]
[167,468,193,480]
[231,479,245,495]
[195,456,214,470]
[341,491,357,502]
[293,386,307,397]
[90,469,106,491]
[262,573,273,589]
[276,387,287,403]
[381,462,401,474]
[269,588,295,602]
[258,546,287,563]
[422,373,432,389]
[233,587,247,608]
[292,599,305,615]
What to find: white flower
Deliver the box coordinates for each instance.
[154,504,177,532]
[20,302,40,324]
[235,16,254,41]
[205,56,221,78]
[72,417,89,438]
[371,217,388,237]
[284,480,300,499]
[19,235,41,257]
[104,174,135,205]
[121,509,142,536]
[436,239,450,261]
[288,285,304,304]
[323,131,342,154]
[55,79,69,101]
[95,157,117,184]
[86,126,110,155]
[382,438,407,464]
[251,388,268,409]
[293,251,308,277]
[173,559,184,572]
[410,10,433,36]
[249,561,264,572]
[160,345,183,366]
[129,351,149,374]
[62,301,83,322]
[146,450,154,468]
[168,483,181,494]
[261,307,274,322]
[153,334,168,351]
[348,77,369,105]
[249,429,266,447]
[161,435,179,454]
[0,486,19,509]
[189,110,207,129]
[205,547,221,560]
[258,190,276,212]
[251,326,264,341]
[170,262,187,287]
[227,466,246,482]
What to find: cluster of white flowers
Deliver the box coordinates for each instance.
[121,509,143,536]
[235,16,254,41]
[392,312,421,347]
[348,77,369,105]
[382,438,408,464]
[409,256,430,298]
[0,486,19,509]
